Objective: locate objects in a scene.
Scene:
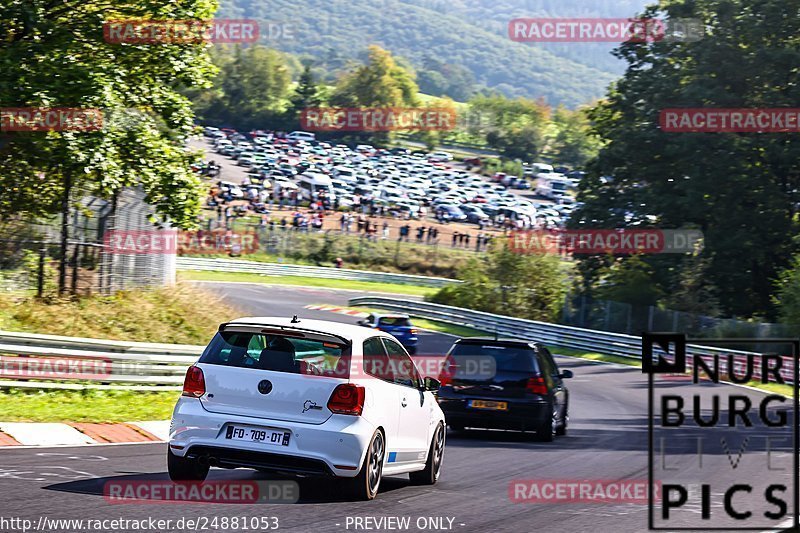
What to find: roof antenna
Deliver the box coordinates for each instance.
[494,325,499,341]
[291,315,300,324]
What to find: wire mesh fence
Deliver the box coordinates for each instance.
[0,188,176,297]
[561,294,800,343]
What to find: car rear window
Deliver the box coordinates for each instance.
[378,317,412,327]
[450,343,539,373]
[199,332,349,377]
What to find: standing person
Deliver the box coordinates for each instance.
[340,212,347,233]
[416,226,425,243]
[382,221,390,240]
[452,231,459,247]
[465,233,471,247]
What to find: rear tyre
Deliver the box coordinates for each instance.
[167,448,209,481]
[555,405,568,437]
[535,404,556,442]
[346,430,385,500]
[410,423,445,485]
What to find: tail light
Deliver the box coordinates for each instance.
[409,328,418,334]
[182,366,206,398]
[439,356,456,387]
[327,384,365,416]
[526,375,548,395]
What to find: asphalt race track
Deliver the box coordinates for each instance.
[0,282,794,532]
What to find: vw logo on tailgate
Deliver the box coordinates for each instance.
[257,380,273,395]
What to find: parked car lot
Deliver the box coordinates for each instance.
[196,128,583,230]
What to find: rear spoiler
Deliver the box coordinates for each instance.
[218,322,352,346]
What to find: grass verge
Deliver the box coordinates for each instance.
[0,282,239,344]
[408,318,488,338]
[0,390,179,423]
[554,347,641,367]
[179,270,438,297]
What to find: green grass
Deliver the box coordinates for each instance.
[406,318,488,338]
[179,270,438,297]
[0,390,179,422]
[554,347,641,367]
[0,283,239,344]
[740,380,794,398]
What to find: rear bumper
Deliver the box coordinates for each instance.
[437,395,549,431]
[169,397,375,478]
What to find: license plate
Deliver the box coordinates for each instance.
[225,425,290,446]
[469,399,508,411]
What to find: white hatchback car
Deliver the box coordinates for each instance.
[168,317,446,500]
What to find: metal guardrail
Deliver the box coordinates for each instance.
[0,331,203,391]
[0,298,792,390]
[347,297,795,383]
[176,257,461,288]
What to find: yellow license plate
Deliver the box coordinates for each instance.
[469,400,508,411]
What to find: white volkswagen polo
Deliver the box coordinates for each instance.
[168,316,446,500]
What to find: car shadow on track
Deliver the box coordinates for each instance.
[42,470,412,504]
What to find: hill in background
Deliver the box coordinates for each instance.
[218,0,651,107]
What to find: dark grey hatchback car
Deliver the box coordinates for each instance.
[436,338,573,441]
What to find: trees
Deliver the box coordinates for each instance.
[193,45,293,130]
[428,244,570,323]
[549,106,602,168]
[574,0,800,319]
[468,94,550,161]
[330,45,420,108]
[1,0,217,293]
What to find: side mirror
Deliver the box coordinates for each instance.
[423,377,441,392]
[559,370,574,379]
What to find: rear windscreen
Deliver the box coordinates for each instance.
[199,331,349,377]
[378,317,412,327]
[450,343,538,373]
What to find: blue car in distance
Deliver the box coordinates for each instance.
[358,313,419,354]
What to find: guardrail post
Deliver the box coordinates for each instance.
[37,246,46,298]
